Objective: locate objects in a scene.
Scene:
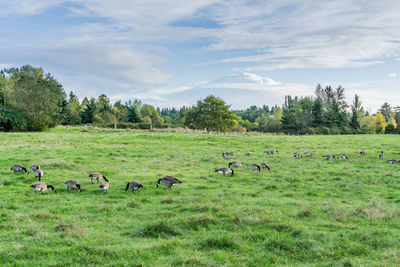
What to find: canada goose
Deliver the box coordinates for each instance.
[228,161,242,168]
[379,151,384,159]
[30,182,56,194]
[293,152,302,158]
[126,181,143,192]
[99,182,109,192]
[251,163,261,173]
[64,180,81,192]
[337,155,348,160]
[322,155,335,160]
[387,159,399,164]
[360,150,366,155]
[35,169,44,181]
[30,165,40,171]
[261,162,270,171]
[305,151,312,156]
[89,172,108,184]
[222,152,233,159]
[215,167,234,176]
[246,152,252,156]
[265,150,278,155]
[10,164,29,174]
[157,176,182,190]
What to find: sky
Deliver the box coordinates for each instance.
[1,0,400,112]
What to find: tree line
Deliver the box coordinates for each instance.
[1,65,399,134]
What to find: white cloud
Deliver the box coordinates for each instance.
[389,72,397,78]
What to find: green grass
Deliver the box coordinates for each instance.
[1,128,400,266]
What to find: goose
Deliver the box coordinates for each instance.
[293,152,302,158]
[89,172,108,184]
[30,165,40,171]
[387,159,399,164]
[246,152,252,156]
[99,182,109,192]
[126,181,143,192]
[35,169,44,181]
[261,162,270,171]
[157,176,182,190]
[222,152,233,159]
[228,161,242,168]
[215,167,234,176]
[64,180,81,192]
[360,150,366,155]
[379,151,384,159]
[30,182,56,194]
[251,163,261,173]
[305,151,312,156]
[322,155,335,160]
[10,164,29,174]
[265,150,279,155]
[337,155,348,160]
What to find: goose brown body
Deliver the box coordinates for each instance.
[261,162,270,171]
[215,167,234,176]
[89,172,108,183]
[126,181,143,192]
[251,163,261,173]
[30,182,56,194]
[30,165,40,171]
[11,164,29,174]
[157,176,182,189]
[65,180,81,192]
[99,182,109,192]
[228,161,242,168]
[35,169,44,181]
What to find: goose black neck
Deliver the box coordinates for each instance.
[103,176,108,182]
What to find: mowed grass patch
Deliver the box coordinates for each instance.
[0,128,400,265]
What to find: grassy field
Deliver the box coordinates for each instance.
[0,128,400,266]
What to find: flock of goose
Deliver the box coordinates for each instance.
[9,149,397,195]
[9,164,181,194]
[215,149,397,177]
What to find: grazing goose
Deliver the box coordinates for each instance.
[251,163,261,173]
[337,155,348,160]
[293,152,302,158]
[30,182,56,194]
[10,164,29,174]
[157,176,182,190]
[305,151,312,156]
[261,162,270,171]
[126,181,143,192]
[265,150,279,155]
[215,167,234,176]
[228,161,242,168]
[99,182,109,192]
[222,152,233,159]
[387,159,399,164]
[322,155,335,160]
[30,165,40,171]
[89,172,108,184]
[64,180,81,192]
[35,169,44,181]
[360,150,366,155]
[379,151,384,159]
[246,152,252,156]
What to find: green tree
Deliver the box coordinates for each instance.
[350,94,363,129]
[4,65,66,131]
[312,98,324,127]
[183,95,237,132]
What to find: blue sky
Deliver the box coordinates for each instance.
[1,0,400,111]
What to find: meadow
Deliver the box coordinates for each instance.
[0,128,400,266]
